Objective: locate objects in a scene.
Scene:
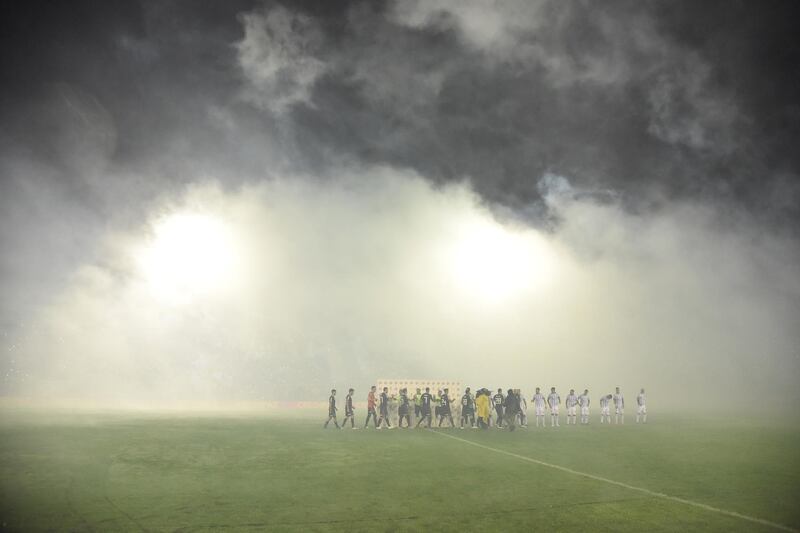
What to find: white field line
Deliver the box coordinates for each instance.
[429,430,797,532]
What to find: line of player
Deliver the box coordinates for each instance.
[323,386,647,430]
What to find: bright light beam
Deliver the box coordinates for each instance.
[136,212,240,304]
[446,217,555,303]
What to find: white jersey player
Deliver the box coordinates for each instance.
[565,389,578,425]
[517,389,528,427]
[578,389,590,424]
[636,388,647,423]
[600,394,612,424]
[613,387,625,424]
[547,387,561,427]
[532,388,546,427]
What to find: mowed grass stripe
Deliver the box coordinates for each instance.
[428,429,798,533]
[168,496,653,531]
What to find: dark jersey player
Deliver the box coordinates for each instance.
[343,388,357,429]
[437,388,455,428]
[415,387,434,428]
[460,387,475,429]
[493,388,505,428]
[504,389,520,431]
[324,389,340,429]
[397,388,412,428]
[377,387,394,429]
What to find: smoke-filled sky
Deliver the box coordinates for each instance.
[1,0,799,408]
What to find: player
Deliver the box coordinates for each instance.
[438,388,455,428]
[364,386,379,428]
[504,389,520,431]
[413,388,422,420]
[460,387,476,429]
[565,389,578,425]
[323,389,340,429]
[415,387,434,428]
[578,389,590,424]
[398,388,411,428]
[492,388,505,428]
[636,388,647,423]
[516,389,528,427]
[547,387,561,427]
[343,388,357,429]
[600,393,612,424]
[475,389,491,429]
[377,387,394,429]
[532,388,546,427]
[613,387,625,424]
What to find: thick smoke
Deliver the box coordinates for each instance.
[0,1,798,410]
[4,170,799,410]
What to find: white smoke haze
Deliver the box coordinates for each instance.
[1,1,799,418]
[4,166,798,412]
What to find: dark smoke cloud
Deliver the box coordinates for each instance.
[3,1,798,214]
[233,0,800,218]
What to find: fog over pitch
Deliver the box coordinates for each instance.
[0,1,798,408]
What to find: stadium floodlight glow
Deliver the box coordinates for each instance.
[446,217,554,303]
[136,212,240,304]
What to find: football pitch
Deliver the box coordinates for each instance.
[1,409,798,532]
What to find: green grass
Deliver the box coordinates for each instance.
[1,409,799,532]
